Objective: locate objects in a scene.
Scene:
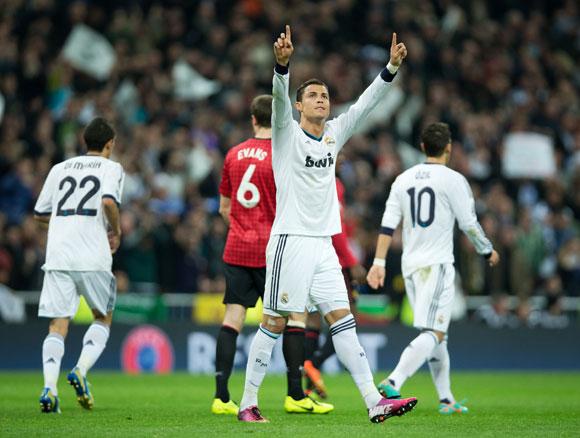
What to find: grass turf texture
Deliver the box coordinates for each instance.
[1,372,579,437]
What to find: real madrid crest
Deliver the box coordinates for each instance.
[323,136,336,146]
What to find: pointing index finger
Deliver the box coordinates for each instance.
[391,32,397,48]
[286,25,292,42]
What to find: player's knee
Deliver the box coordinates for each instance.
[423,329,445,343]
[323,308,351,326]
[93,310,113,326]
[49,318,69,338]
[306,311,322,329]
[223,305,247,331]
[261,314,286,334]
[286,318,306,329]
[288,311,307,325]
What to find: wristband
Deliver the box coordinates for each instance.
[483,252,492,260]
[275,63,289,75]
[386,62,399,74]
[373,258,386,267]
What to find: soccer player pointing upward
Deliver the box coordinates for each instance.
[238,25,417,424]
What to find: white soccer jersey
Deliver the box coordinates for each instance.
[381,163,492,276]
[271,67,396,236]
[34,155,125,271]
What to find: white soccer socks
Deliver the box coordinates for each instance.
[240,325,280,411]
[76,321,110,377]
[330,314,381,409]
[428,339,455,403]
[389,331,439,390]
[42,333,65,395]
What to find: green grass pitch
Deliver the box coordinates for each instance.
[1,371,579,437]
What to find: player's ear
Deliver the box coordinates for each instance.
[294,101,302,113]
[420,142,425,153]
[104,138,115,155]
[251,115,257,126]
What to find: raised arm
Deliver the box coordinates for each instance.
[331,33,408,148]
[450,176,499,266]
[272,25,294,138]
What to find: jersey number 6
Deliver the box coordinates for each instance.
[236,164,260,209]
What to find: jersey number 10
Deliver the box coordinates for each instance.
[407,187,435,228]
[236,164,260,209]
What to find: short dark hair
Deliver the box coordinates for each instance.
[250,95,273,128]
[296,78,329,102]
[83,117,115,151]
[421,122,451,157]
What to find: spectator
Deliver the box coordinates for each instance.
[0,0,576,313]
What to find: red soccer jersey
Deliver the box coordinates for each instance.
[219,138,276,267]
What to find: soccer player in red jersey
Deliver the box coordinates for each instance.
[212,95,332,415]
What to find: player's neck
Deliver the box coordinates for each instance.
[425,156,447,166]
[299,118,324,139]
[86,150,110,159]
[253,127,272,139]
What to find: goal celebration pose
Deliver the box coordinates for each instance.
[237,25,417,424]
[213,95,332,415]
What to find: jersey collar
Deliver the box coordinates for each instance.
[302,129,323,142]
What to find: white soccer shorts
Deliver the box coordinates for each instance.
[263,234,348,316]
[404,263,455,332]
[38,270,117,318]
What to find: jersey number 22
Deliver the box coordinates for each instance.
[57,175,100,217]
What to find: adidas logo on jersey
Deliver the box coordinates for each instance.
[305,153,334,168]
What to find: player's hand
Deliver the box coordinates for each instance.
[273,25,294,66]
[350,264,367,286]
[108,230,121,254]
[488,249,500,267]
[367,264,386,289]
[389,32,407,67]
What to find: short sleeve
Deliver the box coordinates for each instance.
[102,163,125,205]
[219,153,232,197]
[380,178,403,231]
[34,168,57,216]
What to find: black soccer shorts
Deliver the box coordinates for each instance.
[223,263,265,308]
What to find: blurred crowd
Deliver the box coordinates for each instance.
[0,0,578,323]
